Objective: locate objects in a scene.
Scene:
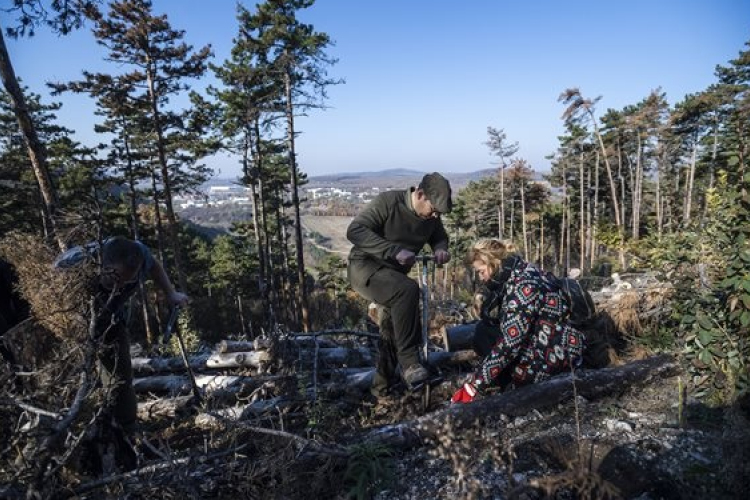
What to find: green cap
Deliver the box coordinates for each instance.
[421,172,453,214]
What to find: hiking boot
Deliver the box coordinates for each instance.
[402,364,429,389]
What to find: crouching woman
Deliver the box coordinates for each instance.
[451,239,586,403]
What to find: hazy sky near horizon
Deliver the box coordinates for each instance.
[5,0,750,179]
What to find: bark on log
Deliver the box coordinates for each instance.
[361,354,679,450]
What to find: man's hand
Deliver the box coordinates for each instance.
[434,249,450,265]
[395,249,416,266]
[451,381,478,404]
[168,291,190,307]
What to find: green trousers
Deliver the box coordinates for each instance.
[348,262,422,395]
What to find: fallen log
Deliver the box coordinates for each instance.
[441,323,477,352]
[250,337,339,350]
[193,397,302,428]
[204,351,273,369]
[138,396,194,420]
[131,351,272,374]
[131,353,211,375]
[362,354,680,450]
[132,374,292,397]
[217,337,340,353]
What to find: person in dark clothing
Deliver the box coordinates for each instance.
[451,239,586,403]
[55,237,188,461]
[347,172,453,396]
[0,258,29,365]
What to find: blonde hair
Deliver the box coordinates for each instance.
[465,238,517,275]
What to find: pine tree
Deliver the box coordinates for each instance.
[84,0,214,293]
[245,0,342,331]
[0,1,94,249]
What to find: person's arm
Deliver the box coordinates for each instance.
[428,220,449,253]
[149,259,189,307]
[346,194,401,260]
[428,220,450,264]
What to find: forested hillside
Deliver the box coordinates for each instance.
[1,1,749,498]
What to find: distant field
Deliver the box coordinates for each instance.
[301,215,354,255]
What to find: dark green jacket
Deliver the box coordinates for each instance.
[347,188,449,278]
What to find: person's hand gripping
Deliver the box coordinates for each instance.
[395,249,416,267]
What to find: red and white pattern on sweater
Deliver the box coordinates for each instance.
[473,261,585,392]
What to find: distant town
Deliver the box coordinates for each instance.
[173,183,388,210]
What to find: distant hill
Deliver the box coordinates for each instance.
[203,167,547,192]
[306,167,500,191]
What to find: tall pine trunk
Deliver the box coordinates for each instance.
[145,59,187,294]
[283,60,310,332]
[0,29,65,251]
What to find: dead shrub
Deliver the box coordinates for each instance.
[605,290,642,336]
[0,232,96,342]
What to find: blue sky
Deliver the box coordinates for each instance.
[5,0,750,179]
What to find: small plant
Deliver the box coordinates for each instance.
[343,443,394,500]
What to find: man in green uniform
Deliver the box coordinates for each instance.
[347,172,452,396]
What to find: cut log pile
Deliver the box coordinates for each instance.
[132,333,479,426]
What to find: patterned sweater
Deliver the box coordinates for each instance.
[472,258,585,392]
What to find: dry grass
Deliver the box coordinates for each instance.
[0,232,96,341]
[606,290,642,336]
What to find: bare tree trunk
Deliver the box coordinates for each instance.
[283,61,310,332]
[540,213,545,269]
[277,191,294,327]
[145,59,187,293]
[509,196,515,243]
[559,160,567,272]
[123,148,154,346]
[0,28,65,251]
[684,143,697,224]
[520,181,528,260]
[499,165,505,239]
[591,150,600,269]
[579,152,585,272]
[632,134,644,241]
[591,118,624,269]
[245,125,265,294]
[656,150,663,238]
[150,168,166,335]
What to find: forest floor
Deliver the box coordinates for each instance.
[367,371,743,500]
[26,349,742,500]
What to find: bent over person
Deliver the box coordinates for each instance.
[55,236,188,467]
[451,239,586,403]
[347,172,452,397]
